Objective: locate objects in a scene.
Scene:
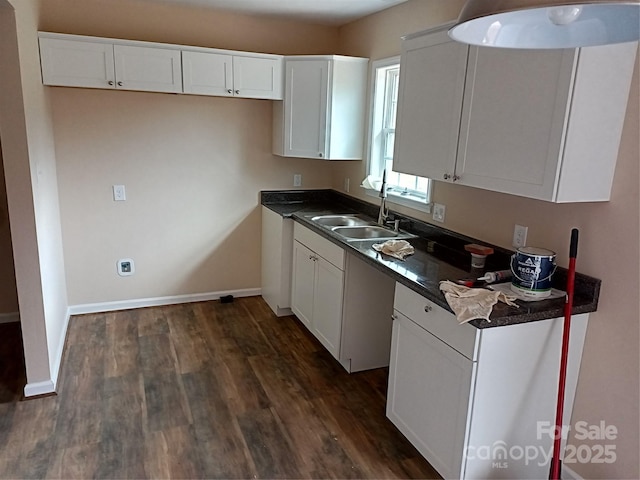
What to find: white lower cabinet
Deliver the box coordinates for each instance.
[388,283,589,479]
[261,206,293,317]
[291,225,345,358]
[290,223,395,370]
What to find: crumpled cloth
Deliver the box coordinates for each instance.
[439,280,519,324]
[372,239,415,260]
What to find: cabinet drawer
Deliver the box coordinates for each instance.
[394,282,478,360]
[294,222,345,270]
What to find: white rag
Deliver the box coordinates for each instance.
[372,239,415,260]
[439,280,519,324]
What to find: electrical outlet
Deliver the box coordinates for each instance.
[113,185,126,201]
[344,177,350,193]
[117,258,135,276]
[293,174,302,187]
[432,203,446,223]
[513,224,528,248]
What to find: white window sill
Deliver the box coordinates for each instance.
[363,187,432,214]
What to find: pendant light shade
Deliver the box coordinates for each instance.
[449,1,640,48]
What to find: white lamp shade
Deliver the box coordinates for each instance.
[449,1,640,48]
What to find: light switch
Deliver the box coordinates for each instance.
[113,185,126,201]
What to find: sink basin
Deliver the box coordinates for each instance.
[332,225,415,241]
[310,214,372,227]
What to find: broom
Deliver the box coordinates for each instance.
[549,228,579,480]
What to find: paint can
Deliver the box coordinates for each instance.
[510,247,557,298]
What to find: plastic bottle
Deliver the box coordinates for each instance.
[477,269,512,283]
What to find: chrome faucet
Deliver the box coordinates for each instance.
[377,169,389,225]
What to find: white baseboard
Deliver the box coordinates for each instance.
[68,288,262,315]
[24,379,56,397]
[562,465,584,480]
[0,311,20,324]
[49,308,71,394]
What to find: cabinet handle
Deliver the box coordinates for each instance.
[453,175,461,182]
[318,153,323,158]
[235,90,240,95]
[424,305,432,313]
[117,81,123,87]
[391,314,397,321]
[443,173,451,180]
[227,89,233,94]
[107,80,114,86]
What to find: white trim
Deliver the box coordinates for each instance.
[562,465,584,480]
[49,308,72,394]
[363,187,432,214]
[68,288,262,315]
[0,311,20,324]
[24,379,56,397]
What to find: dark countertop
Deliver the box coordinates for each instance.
[261,189,600,329]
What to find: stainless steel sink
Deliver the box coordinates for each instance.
[332,225,415,241]
[308,213,416,241]
[310,214,371,227]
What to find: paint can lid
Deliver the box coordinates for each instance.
[517,246,556,257]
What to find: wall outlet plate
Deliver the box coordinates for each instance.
[117,258,135,276]
[293,174,302,187]
[513,224,528,248]
[432,203,446,223]
[113,184,126,201]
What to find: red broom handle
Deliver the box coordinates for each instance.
[550,229,579,480]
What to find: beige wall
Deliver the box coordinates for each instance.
[1,0,68,389]
[336,1,640,478]
[0,146,19,314]
[41,0,337,305]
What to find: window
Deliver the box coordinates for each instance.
[366,57,432,211]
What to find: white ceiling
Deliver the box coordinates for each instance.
[146,0,409,26]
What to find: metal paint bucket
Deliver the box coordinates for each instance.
[510,247,557,298]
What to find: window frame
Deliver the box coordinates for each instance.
[364,56,432,213]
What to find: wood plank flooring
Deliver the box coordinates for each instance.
[0,296,441,479]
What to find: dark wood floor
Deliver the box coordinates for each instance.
[0,296,440,479]
[0,321,27,404]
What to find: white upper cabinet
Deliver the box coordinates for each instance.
[393,24,638,203]
[182,50,283,99]
[39,33,182,93]
[273,55,368,160]
[393,27,469,180]
[39,32,283,100]
[113,44,182,93]
[39,37,116,89]
[457,43,637,202]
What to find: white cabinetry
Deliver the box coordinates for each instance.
[182,50,283,99]
[394,24,637,202]
[292,223,345,358]
[393,27,469,180]
[273,56,368,160]
[289,222,395,370]
[261,207,293,317]
[388,283,589,479]
[456,43,637,202]
[39,33,182,93]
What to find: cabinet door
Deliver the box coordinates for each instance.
[39,37,116,89]
[114,44,183,93]
[291,241,315,328]
[312,256,344,359]
[182,51,233,96]
[233,55,283,100]
[387,312,474,480]
[283,59,329,159]
[393,28,468,180]
[456,47,576,200]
